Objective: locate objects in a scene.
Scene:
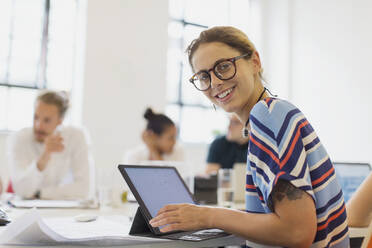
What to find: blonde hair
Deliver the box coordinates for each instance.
[36,90,69,118]
[186,26,263,76]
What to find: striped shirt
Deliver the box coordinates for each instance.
[245,98,349,248]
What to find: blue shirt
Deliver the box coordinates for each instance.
[245,98,349,248]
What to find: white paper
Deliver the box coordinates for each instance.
[9,199,83,208]
[0,209,170,246]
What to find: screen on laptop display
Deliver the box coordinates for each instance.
[123,167,195,218]
[333,162,371,202]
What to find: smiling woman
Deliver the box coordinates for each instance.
[150,26,350,248]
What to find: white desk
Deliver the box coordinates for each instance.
[0,202,245,248]
[3,201,366,247]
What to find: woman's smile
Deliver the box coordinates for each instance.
[213,85,236,104]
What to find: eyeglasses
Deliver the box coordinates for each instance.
[189,53,251,91]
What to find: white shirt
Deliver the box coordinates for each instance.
[7,126,95,200]
[122,144,194,178]
[122,144,185,165]
[121,144,193,194]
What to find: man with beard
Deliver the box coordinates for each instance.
[7,91,94,200]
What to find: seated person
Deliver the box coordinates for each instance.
[205,114,249,174]
[346,172,372,227]
[123,108,184,164]
[7,90,94,200]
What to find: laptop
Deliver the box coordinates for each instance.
[118,164,229,241]
[333,162,371,202]
[232,163,246,203]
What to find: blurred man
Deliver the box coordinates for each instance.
[7,91,94,200]
[205,114,249,174]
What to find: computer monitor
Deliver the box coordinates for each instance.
[333,162,371,202]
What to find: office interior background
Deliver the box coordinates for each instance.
[0,0,371,190]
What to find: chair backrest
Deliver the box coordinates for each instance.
[362,221,372,248]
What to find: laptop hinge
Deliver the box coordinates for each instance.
[129,207,153,235]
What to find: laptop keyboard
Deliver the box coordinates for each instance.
[163,229,229,241]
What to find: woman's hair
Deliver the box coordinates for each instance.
[144,108,174,135]
[186,26,261,75]
[36,90,70,118]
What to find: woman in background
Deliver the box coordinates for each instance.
[123,108,184,164]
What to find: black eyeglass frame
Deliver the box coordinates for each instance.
[189,53,251,91]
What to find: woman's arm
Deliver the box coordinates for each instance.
[346,172,372,227]
[150,180,316,248]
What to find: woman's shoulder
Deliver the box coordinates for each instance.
[165,144,185,161]
[122,145,148,164]
[250,98,305,133]
[125,145,148,156]
[251,98,299,116]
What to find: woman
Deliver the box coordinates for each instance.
[123,108,184,164]
[149,26,349,247]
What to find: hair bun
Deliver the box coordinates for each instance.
[144,108,155,120]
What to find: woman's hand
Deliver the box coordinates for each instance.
[149,204,213,233]
[142,130,162,160]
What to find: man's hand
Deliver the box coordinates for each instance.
[37,134,64,171]
[44,134,64,153]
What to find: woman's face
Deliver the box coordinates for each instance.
[191,42,261,116]
[156,125,177,154]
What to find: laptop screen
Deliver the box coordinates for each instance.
[123,166,195,218]
[333,162,371,202]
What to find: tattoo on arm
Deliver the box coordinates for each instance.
[268,179,304,212]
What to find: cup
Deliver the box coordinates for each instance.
[218,169,234,207]
[98,186,113,211]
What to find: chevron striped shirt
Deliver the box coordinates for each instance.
[245,98,349,248]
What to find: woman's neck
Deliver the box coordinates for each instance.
[236,83,268,124]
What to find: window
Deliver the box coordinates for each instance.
[166,0,251,143]
[0,0,79,131]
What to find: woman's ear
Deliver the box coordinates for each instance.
[251,51,262,74]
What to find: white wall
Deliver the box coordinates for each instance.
[259,0,372,163]
[2,0,372,188]
[0,133,9,188]
[81,0,169,180]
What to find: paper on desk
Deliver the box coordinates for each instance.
[9,199,84,208]
[0,209,170,246]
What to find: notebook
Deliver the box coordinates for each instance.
[118,165,229,241]
[333,162,371,202]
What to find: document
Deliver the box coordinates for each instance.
[7,198,100,209]
[0,209,170,246]
[8,199,83,208]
